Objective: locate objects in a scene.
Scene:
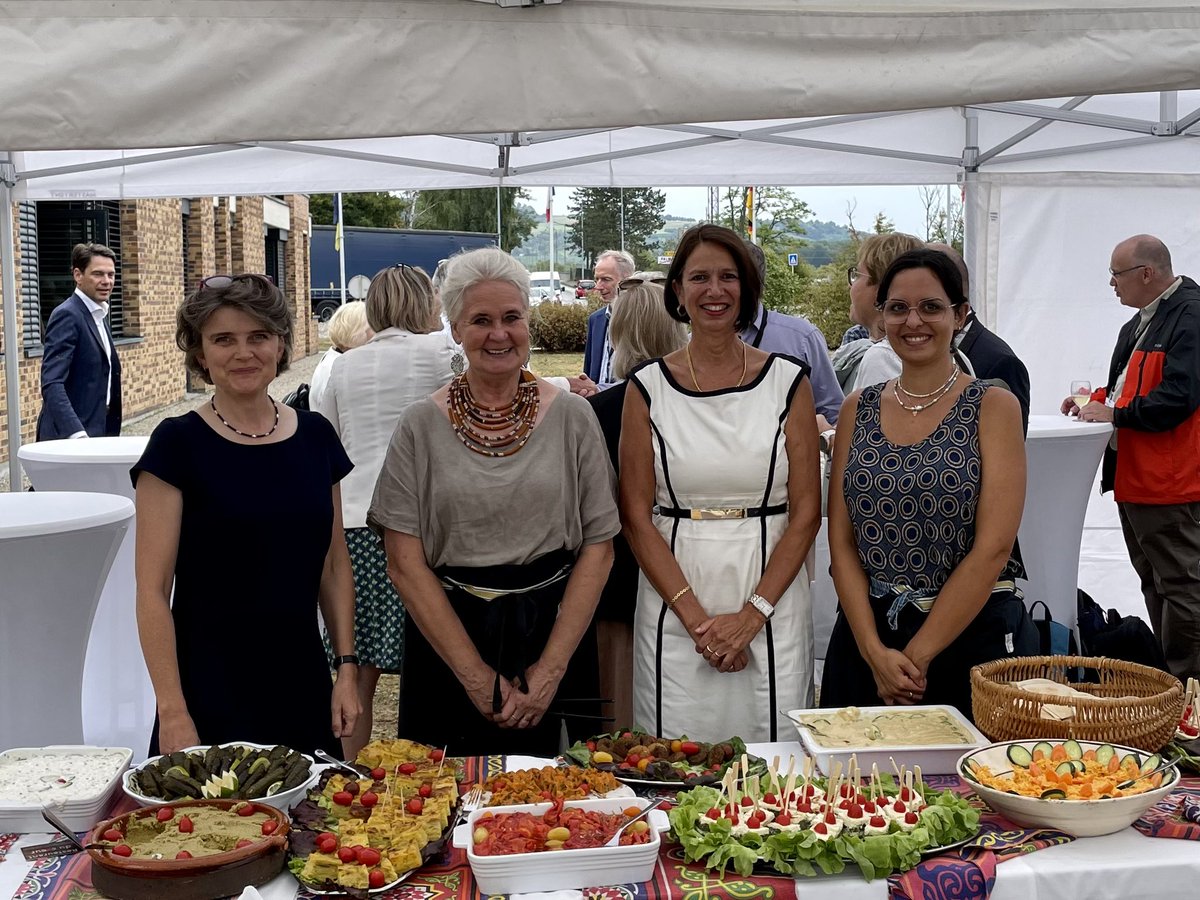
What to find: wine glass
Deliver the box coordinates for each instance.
[1070,380,1092,414]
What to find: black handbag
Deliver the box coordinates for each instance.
[283,382,310,411]
[1077,588,1167,675]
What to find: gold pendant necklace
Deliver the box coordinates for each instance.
[892,367,960,417]
[686,341,748,392]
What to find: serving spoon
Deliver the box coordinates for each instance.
[605,797,668,847]
[313,749,364,778]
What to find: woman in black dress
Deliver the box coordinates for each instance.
[133,274,361,756]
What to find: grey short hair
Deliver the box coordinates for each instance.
[326,300,371,351]
[609,274,687,380]
[441,247,531,324]
[596,249,636,279]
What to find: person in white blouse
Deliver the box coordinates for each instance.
[309,300,373,410]
[315,264,455,756]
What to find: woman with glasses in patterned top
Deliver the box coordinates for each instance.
[132,274,360,756]
[820,249,1037,718]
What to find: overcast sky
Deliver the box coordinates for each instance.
[549,185,945,237]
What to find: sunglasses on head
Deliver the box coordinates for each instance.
[619,275,667,291]
[199,273,276,291]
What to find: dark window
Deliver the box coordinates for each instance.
[265,227,287,294]
[18,202,41,346]
[35,200,126,338]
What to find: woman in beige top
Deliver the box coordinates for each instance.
[369,247,619,756]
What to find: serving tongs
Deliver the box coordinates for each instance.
[313,748,365,778]
[604,797,668,846]
[21,808,106,861]
[1118,754,1180,791]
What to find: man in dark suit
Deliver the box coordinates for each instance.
[583,249,635,384]
[37,242,123,440]
[928,242,1031,433]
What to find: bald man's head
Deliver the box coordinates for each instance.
[926,242,969,299]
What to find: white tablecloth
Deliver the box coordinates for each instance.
[18,437,154,760]
[0,492,133,751]
[1,741,1196,900]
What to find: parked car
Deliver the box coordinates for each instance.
[575,278,595,299]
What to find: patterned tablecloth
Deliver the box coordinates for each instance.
[4,759,1198,900]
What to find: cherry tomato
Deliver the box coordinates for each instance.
[399,763,417,775]
[156,806,174,822]
[318,836,338,854]
[360,791,379,807]
[625,753,640,767]
[102,828,123,842]
[236,804,256,817]
[679,741,701,756]
[318,832,337,843]
[369,869,387,889]
[357,847,381,866]
[337,847,356,863]
[419,783,432,798]
[586,740,597,751]
[236,839,254,849]
[332,791,354,806]
[261,820,278,835]
[175,850,193,860]
[112,844,133,857]
[406,797,424,814]
[428,749,445,762]
[344,780,360,796]
[178,816,194,834]
[370,767,387,781]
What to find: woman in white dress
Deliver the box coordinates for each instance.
[620,224,822,742]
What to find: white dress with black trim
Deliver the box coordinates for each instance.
[628,353,814,743]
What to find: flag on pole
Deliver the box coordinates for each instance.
[333,192,344,252]
[745,186,755,241]
[546,186,554,223]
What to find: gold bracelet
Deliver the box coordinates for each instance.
[666,585,692,608]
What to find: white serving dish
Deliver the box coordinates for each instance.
[0,745,132,833]
[788,705,988,775]
[453,796,669,894]
[957,739,1179,837]
[123,741,317,813]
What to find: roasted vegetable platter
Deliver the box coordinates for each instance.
[563,730,766,786]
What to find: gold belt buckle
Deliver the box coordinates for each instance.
[690,507,747,520]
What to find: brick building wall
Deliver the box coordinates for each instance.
[0,195,312,466]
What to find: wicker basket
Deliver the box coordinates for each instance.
[970,656,1183,752]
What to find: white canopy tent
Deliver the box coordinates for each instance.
[4,0,1200,493]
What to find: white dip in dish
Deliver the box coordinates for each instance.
[0,749,129,806]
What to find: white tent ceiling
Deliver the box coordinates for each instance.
[4,0,1200,489]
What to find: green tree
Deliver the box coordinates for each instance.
[411,188,537,251]
[565,188,667,271]
[718,187,813,253]
[792,240,858,349]
[872,211,896,234]
[309,192,411,228]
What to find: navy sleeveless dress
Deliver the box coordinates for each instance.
[820,381,1037,719]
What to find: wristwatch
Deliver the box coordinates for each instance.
[746,593,775,621]
[332,654,360,668]
[819,429,837,455]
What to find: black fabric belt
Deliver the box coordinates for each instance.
[655,503,787,520]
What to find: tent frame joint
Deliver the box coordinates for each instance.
[0,162,16,187]
[1151,120,1177,137]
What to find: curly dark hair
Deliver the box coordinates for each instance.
[176,274,293,384]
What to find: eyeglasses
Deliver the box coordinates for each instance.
[880,299,954,323]
[199,273,276,291]
[847,265,864,286]
[1109,264,1147,278]
[619,276,667,290]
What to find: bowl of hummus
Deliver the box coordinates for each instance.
[87,799,288,900]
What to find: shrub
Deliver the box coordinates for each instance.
[530,301,590,352]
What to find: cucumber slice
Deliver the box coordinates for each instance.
[1063,739,1083,760]
[1071,760,1086,775]
[1032,741,1054,760]
[1120,753,1140,770]
[1007,744,1034,767]
[1040,788,1067,800]
[1094,744,1115,766]
[1139,753,1161,774]
[1055,761,1076,778]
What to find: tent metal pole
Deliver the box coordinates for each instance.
[1,156,24,490]
[495,184,502,247]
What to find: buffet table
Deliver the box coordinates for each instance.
[0,492,134,751]
[3,742,1197,900]
[17,437,154,760]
